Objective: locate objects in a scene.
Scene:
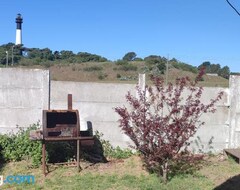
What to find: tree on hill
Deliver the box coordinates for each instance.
[198,61,230,79]
[122,52,137,61]
[0,48,7,65]
[53,51,61,60]
[133,57,143,61]
[0,43,22,65]
[26,48,54,61]
[201,61,211,67]
[198,62,220,73]
[218,66,230,79]
[209,64,221,74]
[60,50,75,59]
[144,55,167,74]
[171,61,198,73]
[144,55,166,63]
[76,52,108,62]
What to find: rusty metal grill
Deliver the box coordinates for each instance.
[30,94,94,176]
[43,110,80,138]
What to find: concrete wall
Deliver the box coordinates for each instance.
[50,81,136,148]
[229,75,240,148]
[189,87,230,152]
[51,80,230,152]
[0,68,239,153]
[0,68,49,133]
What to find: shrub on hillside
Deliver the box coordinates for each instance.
[115,59,129,65]
[118,64,138,71]
[76,52,108,62]
[172,62,198,73]
[83,66,103,72]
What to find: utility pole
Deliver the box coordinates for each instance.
[165,54,169,85]
[11,45,14,66]
[6,51,9,67]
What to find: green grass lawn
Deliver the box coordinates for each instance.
[1,171,214,190]
[1,155,240,190]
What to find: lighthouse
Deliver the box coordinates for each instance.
[15,13,23,45]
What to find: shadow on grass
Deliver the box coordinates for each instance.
[0,146,6,172]
[0,162,6,173]
[214,174,240,190]
[44,133,108,175]
[81,136,108,163]
[46,121,108,164]
[81,121,108,163]
[168,153,204,181]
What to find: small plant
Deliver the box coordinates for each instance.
[0,123,79,167]
[116,73,121,78]
[118,64,138,71]
[193,136,214,155]
[72,65,77,71]
[83,66,103,72]
[94,131,133,159]
[119,75,137,81]
[115,60,128,65]
[98,73,108,80]
[42,61,53,68]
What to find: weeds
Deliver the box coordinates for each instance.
[0,123,42,167]
[83,66,103,72]
[94,130,133,159]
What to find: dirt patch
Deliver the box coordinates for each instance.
[79,155,148,176]
[199,154,240,187]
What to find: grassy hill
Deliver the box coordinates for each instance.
[19,61,229,87]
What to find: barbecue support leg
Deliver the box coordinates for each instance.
[77,139,80,172]
[42,140,46,176]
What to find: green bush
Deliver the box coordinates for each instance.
[115,60,129,65]
[0,126,133,168]
[0,123,77,166]
[133,57,143,61]
[94,131,133,159]
[83,66,103,72]
[118,64,138,71]
[0,123,42,167]
[42,61,53,68]
[98,73,108,80]
[116,73,121,78]
[172,62,198,73]
[76,52,108,62]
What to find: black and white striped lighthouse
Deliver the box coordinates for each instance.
[15,13,23,45]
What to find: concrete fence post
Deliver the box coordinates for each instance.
[229,75,240,148]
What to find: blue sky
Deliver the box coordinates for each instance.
[0,0,240,72]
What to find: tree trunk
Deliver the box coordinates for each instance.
[162,162,168,183]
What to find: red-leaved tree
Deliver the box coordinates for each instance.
[115,70,223,182]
